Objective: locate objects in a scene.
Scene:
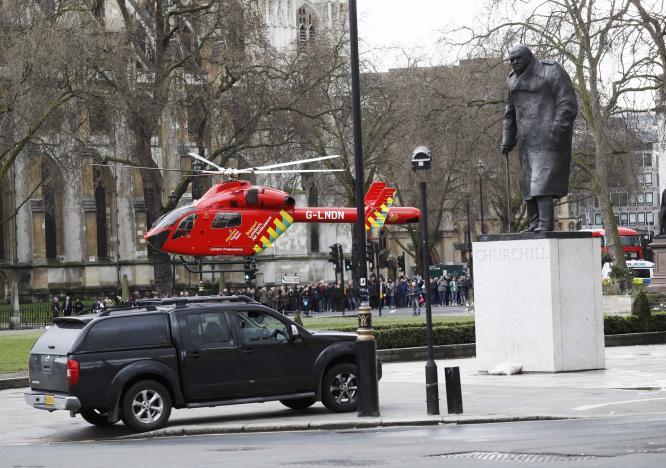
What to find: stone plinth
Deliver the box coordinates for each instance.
[473,233,605,372]
[648,237,666,292]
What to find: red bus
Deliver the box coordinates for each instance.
[584,227,644,260]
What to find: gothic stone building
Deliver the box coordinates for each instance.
[0,1,350,302]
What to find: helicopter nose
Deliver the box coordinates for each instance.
[145,229,170,251]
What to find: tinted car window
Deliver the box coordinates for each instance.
[31,321,86,354]
[237,310,288,344]
[83,314,169,351]
[185,312,234,347]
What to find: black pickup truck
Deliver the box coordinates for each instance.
[25,296,379,432]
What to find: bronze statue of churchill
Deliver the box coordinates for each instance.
[502,45,578,232]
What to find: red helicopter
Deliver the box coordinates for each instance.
[141,153,420,257]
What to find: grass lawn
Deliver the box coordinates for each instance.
[0,330,44,373]
[0,315,474,374]
[299,314,474,330]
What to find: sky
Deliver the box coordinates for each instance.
[356,0,489,70]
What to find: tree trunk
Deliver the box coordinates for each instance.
[131,113,174,295]
[593,125,626,266]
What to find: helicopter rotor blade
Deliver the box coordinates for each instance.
[92,163,186,172]
[252,169,345,174]
[251,154,341,171]
[187,152,226,172]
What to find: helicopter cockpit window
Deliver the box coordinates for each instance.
[172,214,197,240]
[152,204,194,229]
[212,213,241,229]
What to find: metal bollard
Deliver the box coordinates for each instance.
[445,366,463,414]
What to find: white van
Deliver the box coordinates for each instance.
[601,260,654,285]
[627,260,654,285]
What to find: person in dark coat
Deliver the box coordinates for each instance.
[51,296,62,319]
[502,45,578,232]
[62,296,73,317]
[73,298,84,315]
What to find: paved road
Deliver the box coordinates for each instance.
[1,417,665,467]
[4,347,666,446]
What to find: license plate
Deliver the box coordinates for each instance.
[44,395,54,406]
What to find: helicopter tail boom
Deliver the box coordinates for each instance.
[290,207,419,224]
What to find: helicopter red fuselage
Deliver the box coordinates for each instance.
[145,180,420,257]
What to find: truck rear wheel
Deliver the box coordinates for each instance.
[79,408,115,426]
[121,380,172,432]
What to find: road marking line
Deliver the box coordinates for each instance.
[573,397,666,411]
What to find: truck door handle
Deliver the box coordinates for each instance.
[240,348,254,355]
[190,350,201,359]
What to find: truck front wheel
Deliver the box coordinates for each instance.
[121,380,172,432]
[321,363,358,413]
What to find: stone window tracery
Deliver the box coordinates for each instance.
[297,5,318,44]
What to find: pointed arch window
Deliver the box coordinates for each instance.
[41,163,64,260]
[95,185,108,259]
[0,178,6,261]
[93,164,115,260]
[297,5,318,45]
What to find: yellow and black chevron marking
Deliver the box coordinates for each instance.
[253,210,294,254]
[365,190,396,231]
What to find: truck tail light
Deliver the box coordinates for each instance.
[67,359,80,387]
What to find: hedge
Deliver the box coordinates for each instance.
[604,314,666,335]
[374,324,475,350]
[314,315,666,350]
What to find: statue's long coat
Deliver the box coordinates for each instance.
[502,59,577,200]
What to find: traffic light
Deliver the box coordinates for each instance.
[398,253,405,272]
[378,250,389,269]
[344,258,352,271]
[366,239,374,262]
[328,244,340,265]
[244,261,257,284]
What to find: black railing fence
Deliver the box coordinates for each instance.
[0,304,55,329]
[0,301,103,329]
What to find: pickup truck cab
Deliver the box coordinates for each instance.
[25,296,377,432]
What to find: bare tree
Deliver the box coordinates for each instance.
[463,0,664,269]
[0,0,103,178]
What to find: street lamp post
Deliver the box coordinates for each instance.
[466,199,473,286]
[168,191,179,295]
[477,160,486,235]
[192,160,205,292]
[412,146,439,415]
[349,0,379,417]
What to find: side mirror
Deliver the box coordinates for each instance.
[290,324,300,341]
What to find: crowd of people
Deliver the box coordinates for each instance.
[50,295,86,317]
[50,273,472,318]
[216,273,472,316]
